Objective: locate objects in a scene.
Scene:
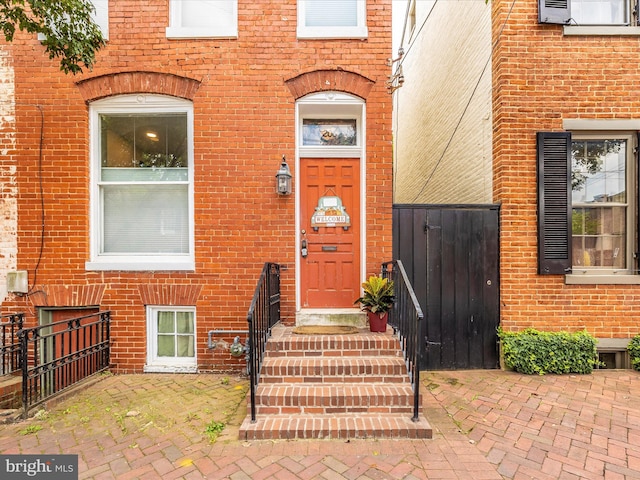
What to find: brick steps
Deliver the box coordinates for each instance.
[260,357,408,383]
[239,324,432,440]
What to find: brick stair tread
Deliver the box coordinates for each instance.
[239,412,433,440]
[260,356,408,382]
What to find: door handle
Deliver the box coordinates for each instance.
[301,239,308,258]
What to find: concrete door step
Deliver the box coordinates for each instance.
[295,309,366,328]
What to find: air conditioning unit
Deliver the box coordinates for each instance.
[538,0,571,24]
[6,270,28,294]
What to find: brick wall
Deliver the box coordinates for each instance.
[394,1,493,204]
[2,0,393,372]
[493,0,640,338]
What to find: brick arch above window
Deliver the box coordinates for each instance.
[76,71,201,103]
[138,284,203,306]
[284,69,375,100]
[29,284,106,308]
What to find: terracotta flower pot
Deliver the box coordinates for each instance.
[367,311,388,332]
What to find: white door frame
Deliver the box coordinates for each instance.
[294,92,367,313]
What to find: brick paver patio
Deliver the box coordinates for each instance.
[0,370,638,479]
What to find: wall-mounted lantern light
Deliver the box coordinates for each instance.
[276,155,292,195]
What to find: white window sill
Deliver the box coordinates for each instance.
[565,274,640,285]
[86,259,195,272]
[143,364,197,373]
[564,26,640,36]
[166,27,237,39]
[297,26,368,39]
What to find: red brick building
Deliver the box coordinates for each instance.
[395,0,640,366]
[495,0,640,359]
[0,0,393,373]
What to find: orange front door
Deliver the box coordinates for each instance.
[300,158,360,308]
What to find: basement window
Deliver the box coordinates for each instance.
[145,306,197,373]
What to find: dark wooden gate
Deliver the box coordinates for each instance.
[393,205,500,370]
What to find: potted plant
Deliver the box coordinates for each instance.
[354,275,395,332]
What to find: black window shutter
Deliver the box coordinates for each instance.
[537,132,572,274]
[538,0,571,24]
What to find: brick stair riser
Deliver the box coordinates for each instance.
[240,415,432,440]
[252,405,416,415]
[248,386,422,415]
[260,375,406,384]
[260,359,408,382]
[266,338,401,356]
[266,349,402,358]
[243,430,430,440]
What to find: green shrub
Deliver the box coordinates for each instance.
[628,335,640,372]
[498,328,599,375]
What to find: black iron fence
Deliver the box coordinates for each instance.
[247,262,281,423]
[18,311,111,417]
[0,313,24,375]
[382,260,424,422]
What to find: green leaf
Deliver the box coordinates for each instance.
[0,0,104,74]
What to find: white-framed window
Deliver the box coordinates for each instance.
[571,0,629,25]
[146,306,197,372]
[37,0,109,41]
[92,0,109,39]
[571,133,633,273]
[297,92,364,158]
[87,94,195,271]
[297,0,368,39]
[166,0,238,38]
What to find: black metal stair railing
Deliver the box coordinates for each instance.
[0,313,24,375]
[382,260,424,422]
[247,262,281,423]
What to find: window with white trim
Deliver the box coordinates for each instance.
[92,0,109,39]
[87,95,194,271]
[146,306,197,372]
[37,0,109,41]
[297,0,368,39]
[166,0,238,38]
[572,0,630,25]
[537,131,636,277]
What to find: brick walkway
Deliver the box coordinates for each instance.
[0,370,638,479]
